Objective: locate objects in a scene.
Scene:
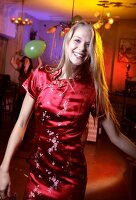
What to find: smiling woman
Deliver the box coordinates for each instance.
[0,21,136,200]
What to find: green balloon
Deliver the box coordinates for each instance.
[24,40,46,59]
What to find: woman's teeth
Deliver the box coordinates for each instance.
[74,52,84,58]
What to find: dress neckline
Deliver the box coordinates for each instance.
[48,68,82,82]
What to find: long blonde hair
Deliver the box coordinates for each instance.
[91,28,119,126]
[53,21,119,126]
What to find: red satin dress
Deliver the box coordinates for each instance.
[23,67,96,200]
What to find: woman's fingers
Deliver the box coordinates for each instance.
[7,183,11,197]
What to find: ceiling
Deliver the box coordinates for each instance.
[2,0,136,22]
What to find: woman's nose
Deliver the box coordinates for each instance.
[78,43,86,51]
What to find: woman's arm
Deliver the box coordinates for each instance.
[0,92,35,197]
[37,57,43,68]
[102,117,136,159]
[10,56,21,71]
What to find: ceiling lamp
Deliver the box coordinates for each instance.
[10,0,32,25]
[46,0,83,37]
[93,0,116,30]
[93,10,114,30]
[46,0,114,36]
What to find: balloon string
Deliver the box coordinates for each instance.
[50,32,56,60]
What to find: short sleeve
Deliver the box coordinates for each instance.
[23,68,44,99]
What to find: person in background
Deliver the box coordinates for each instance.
[10,55,42,118]
[0,21,136,200]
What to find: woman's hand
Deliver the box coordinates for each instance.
[0,167,11,199]
[37,57,43,68]
[10,55,21,71]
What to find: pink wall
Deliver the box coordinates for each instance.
[0,6,16,38]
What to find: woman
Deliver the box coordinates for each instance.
[11,55,34,118]
[0,21,136,200]
[11,55,42,118]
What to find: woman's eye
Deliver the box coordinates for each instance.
[74,39,81,43]
[86,43,90,47]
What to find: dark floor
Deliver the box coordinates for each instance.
[0,112,136,200]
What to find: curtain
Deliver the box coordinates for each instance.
[0,35,8,74]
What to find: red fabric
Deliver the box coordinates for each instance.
[23,68,96,199]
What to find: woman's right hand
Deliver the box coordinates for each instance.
[10,55,21,71]
[0,167,11,199]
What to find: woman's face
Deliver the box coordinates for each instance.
[67,26,92,66]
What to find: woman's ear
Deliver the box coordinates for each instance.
[24,58,31,70]
[25,58,30,65]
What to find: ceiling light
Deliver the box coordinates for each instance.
[10,0,32,25]
[46,0,114,37]
[93,11,114,30]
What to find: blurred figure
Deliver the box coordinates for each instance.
[11,55,42,118]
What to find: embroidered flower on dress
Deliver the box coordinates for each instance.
[28,185,41,198]
[48,135,59,155]
[41,110,51,123]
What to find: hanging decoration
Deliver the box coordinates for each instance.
[93,1,115,30]
[46,0,83,37]
[46,0,114,37]
[10,0,32,25]
[93,10,114,30]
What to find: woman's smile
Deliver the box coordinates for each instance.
[73,51,85,59]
